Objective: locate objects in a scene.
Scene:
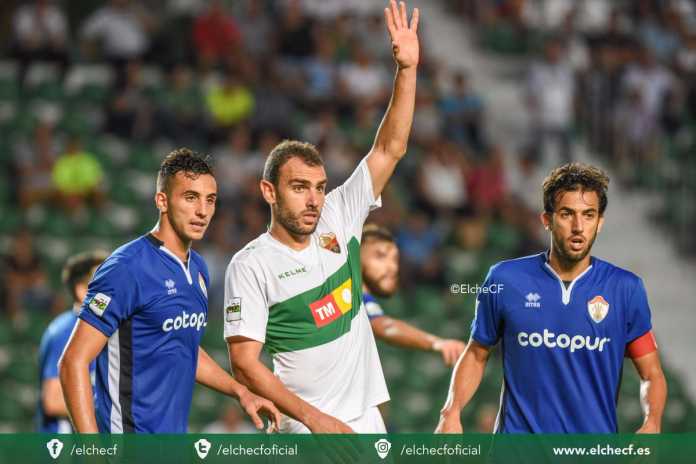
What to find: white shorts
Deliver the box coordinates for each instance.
[279,406,386,434]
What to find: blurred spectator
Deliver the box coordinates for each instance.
[205,70,255,140]
[212,124,256,202]
[1,231,57,323]
[302,36,339,107]
[525,36,575,163]
[105,61,154,140]
[155,65,204,145]
[201,402,258,433]
[13,120,62,208]
[467,145,507,212]
[439,71,485,153]
[622,47,675,125]
[193,1,242,69]
[52,136,104,211]
[416,142,470,219]
[340,45,389,105]
[11,0,69,87]
[636,3,683,63]
[236,0,273,59]
[276,0,316,60]
[81,0,156,87]
[396,212,444,285]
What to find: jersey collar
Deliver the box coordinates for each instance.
[145,233,193,285]
[540,251,594,305]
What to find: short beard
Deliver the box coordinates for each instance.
[363,272,397,298]
[274,193,319,236]
[551,228,598,265]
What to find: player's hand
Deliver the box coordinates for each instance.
[384,0,420,70]
[238,388,282,432]
[434,413,463,434]
[434,339,466,366]
[306,411,355,434]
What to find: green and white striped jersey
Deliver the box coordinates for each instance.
[223,159,389,426]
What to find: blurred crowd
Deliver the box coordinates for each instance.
[1,0,547,321]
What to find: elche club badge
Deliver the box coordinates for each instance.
[588,295,609,323]
[319,232,341,253]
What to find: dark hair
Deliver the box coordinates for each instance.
[361,224,396,245]
[543,163,610,214]
[262,140,323,186]
[156,148,214,194]
[62,250,109,302]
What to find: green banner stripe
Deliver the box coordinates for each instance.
[265,237,363,354]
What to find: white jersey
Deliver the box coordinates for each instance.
[223,159,389,428]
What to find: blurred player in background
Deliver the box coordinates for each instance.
[361,224,465,366]
[436,163,667,433]
[36,250,107,432]
[59,148,280,433]
[225,0,419,433]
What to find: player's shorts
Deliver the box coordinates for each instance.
[279,406,386,433]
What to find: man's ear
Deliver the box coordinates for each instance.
[155,191,168,213]
[540,211,551,231]
[260,180,276,205]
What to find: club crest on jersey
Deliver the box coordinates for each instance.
[319,232,341,253]
[198,272,207,298]
[226,297,242,322]
[588,295,609,323]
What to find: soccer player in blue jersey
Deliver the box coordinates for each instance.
[59,148,281,433]
[361,224,465,366]
[37,250,107,432]
[436,163,667,433]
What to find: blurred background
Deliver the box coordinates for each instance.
[0,0,695,433]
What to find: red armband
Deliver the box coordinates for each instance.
[625,330,658,358]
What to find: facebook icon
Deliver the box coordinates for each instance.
[46,439,64,459]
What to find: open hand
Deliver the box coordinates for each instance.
[384,1,420,70]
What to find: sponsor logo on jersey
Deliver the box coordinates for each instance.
[89,293,111,316]
[309,278,352,327]
[198,273,207,298]
[226,297,242,322]
[278,267,307,280]
[517,329,611,353]
[588,295,609,323]
[319,232,341,253]
[524,292,541,308]
[162,310,207,332]
[165,279,177,295]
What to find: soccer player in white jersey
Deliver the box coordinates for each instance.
[224,0,420,433]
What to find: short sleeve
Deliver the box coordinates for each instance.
[40,335,63,381]
[469,268,504,346]
[363,294,385,320]
[78,257,139,337]
[324,158,381,239]
[625,277,652,343]
[223,260,268,343]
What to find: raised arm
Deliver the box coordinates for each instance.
[435,339,492,433]
[196,346,281,431]
[632,351,667,433]
[59,321,107,433]
[366,1,419,198]
[227,337,353,433]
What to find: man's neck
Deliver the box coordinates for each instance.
[151,219,190,263]
[547,248,591,282]
[268,219,311,251]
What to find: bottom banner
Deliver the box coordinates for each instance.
[1,433,693,463]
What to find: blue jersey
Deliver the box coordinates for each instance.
[36,309,95,433]
[79,234,210,433]
[363,293,385,320]
[471,252,652,433]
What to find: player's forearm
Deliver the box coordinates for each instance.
[440,345,488,419]
[373,317,437,351]
[232,358,321,426]
[196,347,247,399]
[371,66,417,160]
[640,370,667,431]
[59,358,98,433]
